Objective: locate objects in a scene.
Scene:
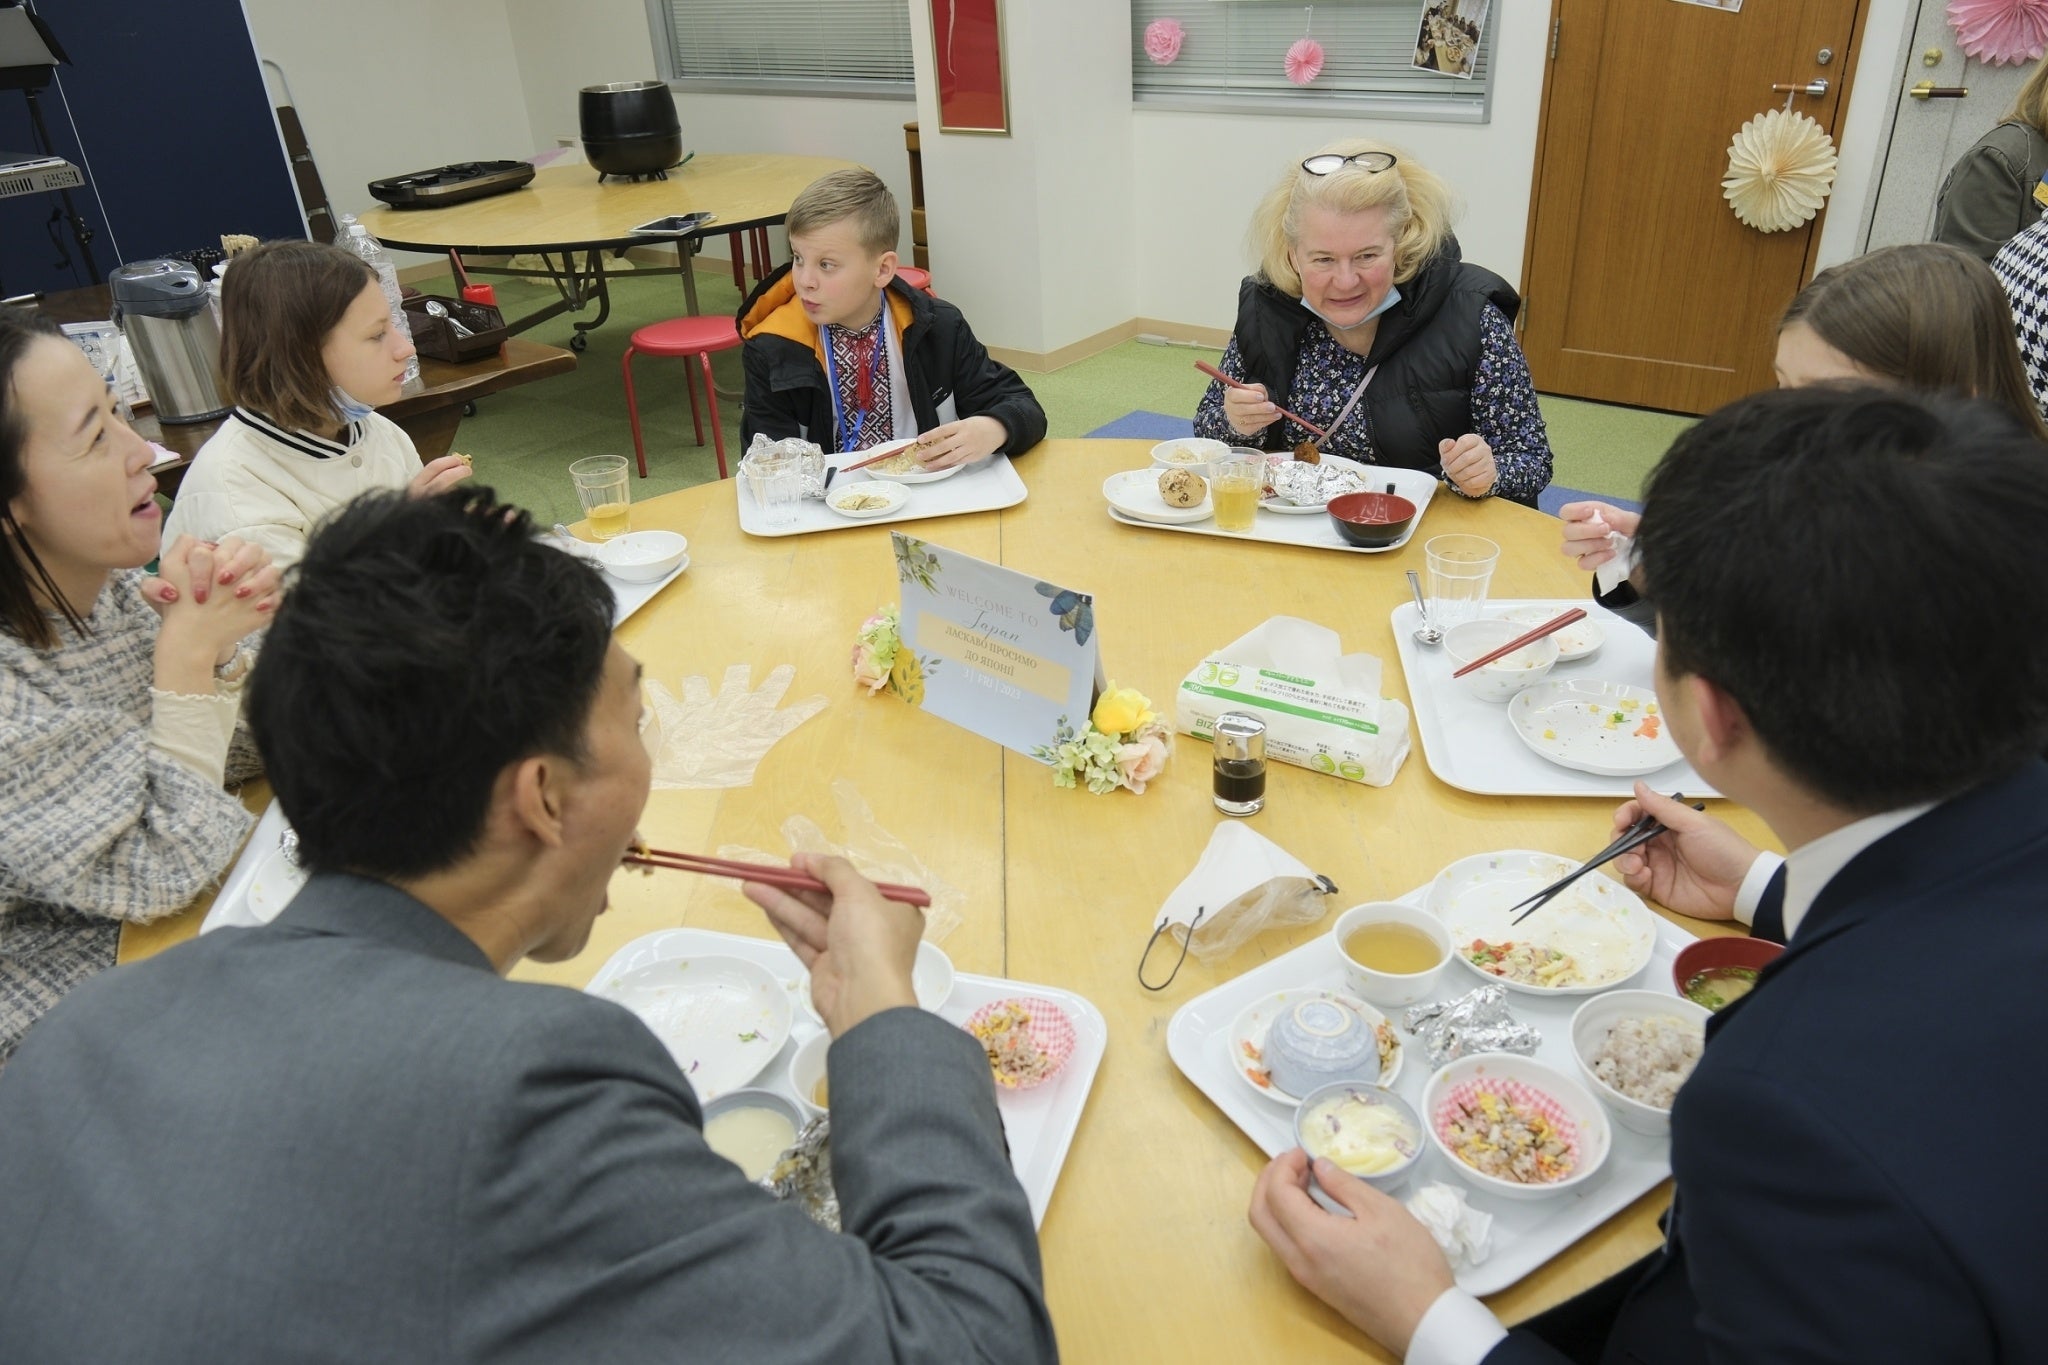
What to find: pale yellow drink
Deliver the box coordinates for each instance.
[1213,450,1266,533]
[586,502,631,540]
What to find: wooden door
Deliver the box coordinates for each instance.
[1866,0,2035,249]
[1521,0,1867,413]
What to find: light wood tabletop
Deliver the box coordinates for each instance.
[356,154,860,255]
[125,439,1775,1362]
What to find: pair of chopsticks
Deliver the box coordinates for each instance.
[838,440,927,475]
[623,846,932,908]
[1192,361,1330,440]
[1449,608,1587,678]
[1506,796,1706,926]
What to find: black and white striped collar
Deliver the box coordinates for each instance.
[229,407,364,460]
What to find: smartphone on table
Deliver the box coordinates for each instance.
[631,212,718,236]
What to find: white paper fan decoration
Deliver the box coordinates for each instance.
[1722,108,1839,233]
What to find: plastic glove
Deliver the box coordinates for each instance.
[644,663,827,789]
[717,779,964,944]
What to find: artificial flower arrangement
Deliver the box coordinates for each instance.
[851,607,1172,794]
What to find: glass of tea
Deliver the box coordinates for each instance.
[1212,450,1266,533]
[1332,902,1452,1007]
[569,455,632,540]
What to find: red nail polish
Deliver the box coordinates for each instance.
[256,600,276,613]
[219,572,235,585]
[234,585,253,599]
[193,591,207,604]
[159,586,178,602]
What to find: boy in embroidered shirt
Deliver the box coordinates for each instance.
[738,169,1045,468]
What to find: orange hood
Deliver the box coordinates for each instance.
[737,274,918,371]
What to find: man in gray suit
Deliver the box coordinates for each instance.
[0,487,1057,1364]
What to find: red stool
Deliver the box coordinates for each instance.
[622,317,743,479]
[726,227,775,290]
[896,265,934,295]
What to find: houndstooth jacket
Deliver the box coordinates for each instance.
[1991,216,2048,420]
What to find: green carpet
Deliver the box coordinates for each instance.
[379,268,1685,520]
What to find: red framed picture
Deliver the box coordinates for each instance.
[931,0,1009,135]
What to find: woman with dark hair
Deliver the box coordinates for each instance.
[0,307,281,1066]
[161,239,469,569]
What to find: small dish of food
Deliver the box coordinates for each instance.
[1150,436,1231,474]
[700,1088,808,1181]
[1228,988,1403,1103]
[1294,1082,1426,1202]
[853,439,962,485]
[1262,452,1374,513]
[1102,468,1213,525]
[965,997,1076,1090]
[1508,680,1682,777]
[827,481,911,519]
[1422,1054,1611,1200]
[596,530,689,584]
[1503,605,1606,662]
[1443,619,1560,703]
[1672,936,1784,1011]
[1426,849,1658,996]
[1326,491,1417,547]
[1569,989,1710,1136]
[787,1030,832,1118]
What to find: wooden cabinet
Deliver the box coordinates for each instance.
[904,121,930,269]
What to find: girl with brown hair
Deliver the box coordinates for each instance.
[161,240,469,569]
[0,306,280,1066]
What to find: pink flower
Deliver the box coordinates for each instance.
[1285,37,1324,85]
[1115,734,1171,794]
[852,644,890,694]
[1948,0,2048,66]
[1144,18,1185,65]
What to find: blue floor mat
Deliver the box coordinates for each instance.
[1539,484,1642,518]
[1085,410,1195,440]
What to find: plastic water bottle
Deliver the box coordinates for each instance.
[342,218,418,383]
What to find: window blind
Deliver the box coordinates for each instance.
[651,0,914,96]
[1132,0,1492,121]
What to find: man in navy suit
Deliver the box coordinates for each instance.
[1249,386,2048,1364]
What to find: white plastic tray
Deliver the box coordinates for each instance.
[1393,599,1721,799]
[199,799,294,934]
[1166,881,1698,1296]
[1103,464,1439,555]
[609,562,687,624]
[738,457,1028,537]
[589,928,1106,1227]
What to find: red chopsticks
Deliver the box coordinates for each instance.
[1193,360,1330,440]
[1450,608,1587,679]
[622,846,933,908]
[838,440,924,475]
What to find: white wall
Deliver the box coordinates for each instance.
[1817,0,1914,266]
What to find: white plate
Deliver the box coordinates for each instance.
[848,438,964,485]
[1259,451,1381,514]
[587,927,1106,1227]
[1503,605,1606,662]
[1107,463,1437,553]
[1166,880,1699,1296]
[245,846,308,922]
[1102,468,1213,524]
[590,954,793,1102]
[1257,497,1328,516]
[1425,849,1660,996]
[1226,987,1403,1104]
[826,480,911,519]
[200,801,294,933]
[796,940,956,1024]
[1509,680,1682,777]
[1391,599,1720,799]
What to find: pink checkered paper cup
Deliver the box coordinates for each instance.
[964,997,1077,1090]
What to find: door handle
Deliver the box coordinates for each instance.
[1771,79,1830,97]
[1910,81,1969,99]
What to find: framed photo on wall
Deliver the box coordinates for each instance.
[931,0,1010,135]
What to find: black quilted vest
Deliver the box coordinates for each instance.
[1228,239,1530,506]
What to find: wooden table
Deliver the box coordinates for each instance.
[126,441,1775,1362]
[33,285,576,494]
[358,154,857,346]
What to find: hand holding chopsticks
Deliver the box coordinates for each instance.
[1193,361,1331,440]
[837,440,925,476]
[1507,794,1706,925]
[1450,608,1586,679]
[624,844,932,908]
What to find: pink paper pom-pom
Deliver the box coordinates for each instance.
[1285,37,1325,86]
[1948,0,2048,65]
[1144,18,1185,65]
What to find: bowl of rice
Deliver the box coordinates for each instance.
[1421,1054,1611,1201]
[1568,989,1710,1137]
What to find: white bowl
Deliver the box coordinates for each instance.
[1150,436,1231,474]
[698,1088,807,1180]
[796,940,955,1025]
[1568,990,1710,1137]
[1503,605,1605,662]
[788,1031,832,1118]
[1421,1053,1612,1201]
[1332,901,1452,1008]
[826,480,910,518]
[1294,1081,1427,1202]
[1443,618,1559,703]
[595,530,688,583]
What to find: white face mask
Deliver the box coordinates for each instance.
[1301,284,1402,332]
[329,385,376,423]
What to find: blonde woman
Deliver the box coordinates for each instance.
[1192,138,1552,506]
[1933,61,2048,262]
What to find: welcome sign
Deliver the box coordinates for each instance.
[890,534,1103,760]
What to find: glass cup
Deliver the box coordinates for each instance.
[741,451,804,529]
[1422,533,1500,632]
[570,455,632,540]
[1212,450,1266,534]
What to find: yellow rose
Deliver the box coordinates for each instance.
[1091,684,1154,736]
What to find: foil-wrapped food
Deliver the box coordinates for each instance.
[740,433,830,499]
[1404,986,1543,1066]
[1265,459,1373,508]
[765,1115,840,1231]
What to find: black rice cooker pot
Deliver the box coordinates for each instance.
[579,81,682,177]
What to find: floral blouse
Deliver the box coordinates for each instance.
[1193,303,1553,502]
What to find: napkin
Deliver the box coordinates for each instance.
[1150,822,1336,966]
[1406,1182,1494,1269]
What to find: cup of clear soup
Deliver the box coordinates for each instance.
[1332,902,1452,1008]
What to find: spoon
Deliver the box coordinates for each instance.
[424,299,474,338]
[1406,569,1442,646]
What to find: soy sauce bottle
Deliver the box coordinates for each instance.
[1212,712,1267,816]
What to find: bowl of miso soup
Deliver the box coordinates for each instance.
[1671,936,1784,1012]
[1332,902,1453,1007]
